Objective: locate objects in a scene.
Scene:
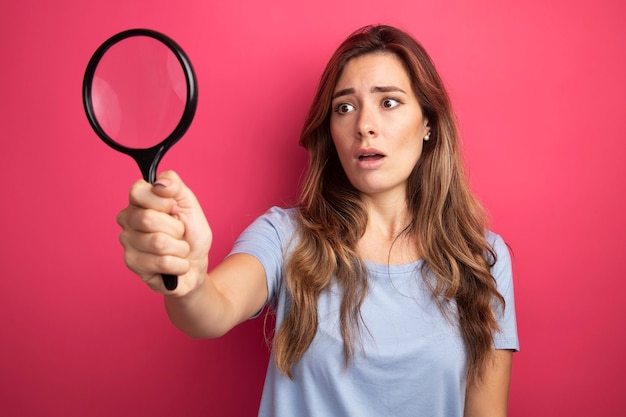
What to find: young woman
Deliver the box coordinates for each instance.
[117,25,518,417]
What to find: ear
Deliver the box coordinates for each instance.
[422,118,431,141]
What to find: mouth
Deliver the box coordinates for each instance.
[358,153,385,161]
[356,148,386,161]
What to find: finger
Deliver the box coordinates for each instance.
[121,206,185,239]
[120,230,190,258]
[122,247,190,279]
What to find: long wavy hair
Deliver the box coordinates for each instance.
[273,24,504,383]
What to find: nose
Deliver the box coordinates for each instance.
[356,105,378,138]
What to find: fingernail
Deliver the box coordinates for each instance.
[154,179,169,188]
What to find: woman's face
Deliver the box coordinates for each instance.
[330,52,429,200]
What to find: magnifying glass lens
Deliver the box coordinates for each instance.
[91,36,187,149]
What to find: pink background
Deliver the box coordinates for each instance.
[2,0,625,416]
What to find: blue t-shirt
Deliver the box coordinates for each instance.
[230,207,519,417]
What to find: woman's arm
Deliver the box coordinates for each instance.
[116,170,268,338]
[464,349,513,417]
[164,253,268,338]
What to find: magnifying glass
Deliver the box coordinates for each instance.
[82,29,198,290]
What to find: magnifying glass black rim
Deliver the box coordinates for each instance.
[82,28,198,158]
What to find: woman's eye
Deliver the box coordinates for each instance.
[382,98,401,109]
[335,103,355,115]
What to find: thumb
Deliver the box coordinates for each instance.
[152,170,212,282]
[152,170,211,243]
[152,170,199,212]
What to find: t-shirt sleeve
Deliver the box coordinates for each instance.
[228,206,295,311]
[489,233,520,351]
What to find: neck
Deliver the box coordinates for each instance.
[361,193,412,239]
[357,195,419,264]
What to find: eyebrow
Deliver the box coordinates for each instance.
[332,86,407,100]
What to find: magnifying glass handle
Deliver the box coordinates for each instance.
[162,274,178,291]
[134,151,179,291]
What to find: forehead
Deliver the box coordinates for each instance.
[335,52,411,90]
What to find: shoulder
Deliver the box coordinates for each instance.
[263,206,298,223]
[256,206,298,235]
[485,230,510,262]
[485,230,514,290]
[230,206,300,269]
[237,206,299,248]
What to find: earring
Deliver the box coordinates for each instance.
[424,131,431,141]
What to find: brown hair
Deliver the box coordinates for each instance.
[273,25,504,382]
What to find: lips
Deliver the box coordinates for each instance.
[355,148,386,169]
[356,148,386,160]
